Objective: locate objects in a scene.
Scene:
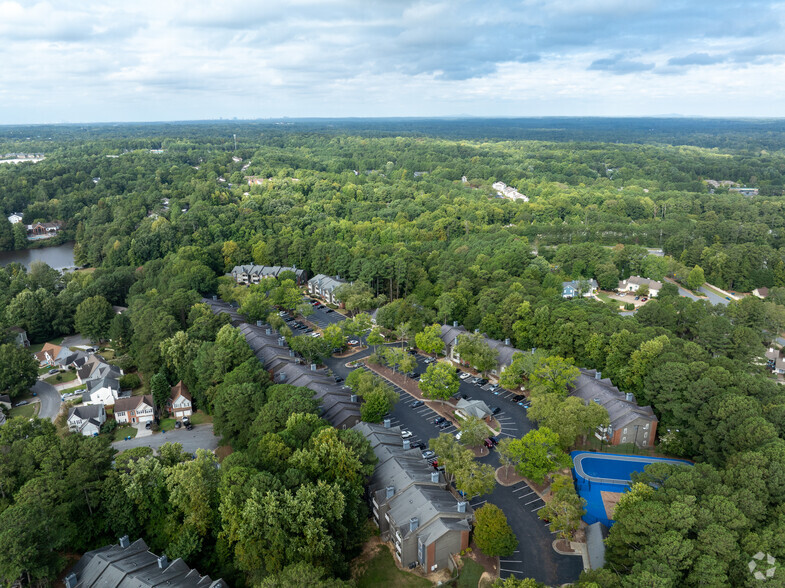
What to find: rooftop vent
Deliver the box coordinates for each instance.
[453,321,458,327]
[157,555,168,569]
[386,485,395,499]
[384,418,391,428]
[410,517,419,532]
[256,320,263,327]
[457,501,467,513]
[119,535,130,548]
[431,471,439,483]
[504,338,510,346]
[625,392,635,402]
[351,394,358,403]
[65,573,78,588]
[212,294,217,301]
[266,327,272,335]
[595,371,602,380]
[310,363,317,371]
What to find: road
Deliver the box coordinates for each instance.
[698,286,731,306]
[32,380,61,421]
[112,424,220,454]
[323,350,582,585]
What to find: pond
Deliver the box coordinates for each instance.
[0,241,76,271]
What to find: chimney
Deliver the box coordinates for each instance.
[531,347,536,354]
[310,363,317,371]
[504,338,510,346]
[453,321,458,327]
[289,349,295,357]
[625,392,634,402]
[384,418,391,428]
[457,501,467,513]
[386,485,395,499]
[212,294,217,301]
[278,337,286,346]
[431,471,439,483]
[595,371,601,380]
[403,439,411,450]
[409,517,419,532]
[119,535,130,548]
[64,574,78,588]
[266,327,272,335]
[351,394,358,403]
[278,373,287,383]
[157,555,168,569]
[256,320,262,327]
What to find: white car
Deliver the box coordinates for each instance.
[309,332,322,337]
[348,339,360,346]
[459,372,472,380]
[401,430,413,439]
[454,430,463,440]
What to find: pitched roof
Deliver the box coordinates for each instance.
[387,484,473,541]
[569,369,656,432]
[455,398,491,418]
[114,395,154,414]
[170,381,191,402]
[67,538,224,587]
[619,276,663,290]
[69,405,104,421]
[308,274,347,292]
[563,279,598,290]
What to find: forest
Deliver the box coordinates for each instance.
[2,118,785,586]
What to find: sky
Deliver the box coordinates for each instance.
[2,0,785,123]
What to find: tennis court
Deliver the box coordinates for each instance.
[571,451,692,526]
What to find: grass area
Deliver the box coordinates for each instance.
[9,403,38,419]
[702,283,732,299]
[355,546,432,588]
[159,418,176,431]
[455,558,484,588]
[99,348,116,361]
[189,411,212,425]
[595,292,621,308]
[38,365,54,375]
[28,336,66,354]
[44,370,78,385]
[114,426,137,441]
[59,382,85,395]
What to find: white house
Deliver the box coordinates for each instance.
[562,279,598,299]
[114,395,155,424]
[7,213,23,224]
[67,405,106,436]
[82,376,120,406]
[617,276,662,297]
[167,381,193,419]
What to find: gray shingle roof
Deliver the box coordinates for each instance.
[69,405,104,421]
[569,369,656,432]
[387,484,472,540]
[68,538,224,587]
[308,274,347,293]
[455,398,491,418]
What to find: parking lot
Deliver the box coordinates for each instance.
[302,298,347,329]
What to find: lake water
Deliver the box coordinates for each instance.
[0,241,76,271]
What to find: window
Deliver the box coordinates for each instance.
[623,428,628,434]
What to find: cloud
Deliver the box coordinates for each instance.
[668,53,727,66]
[589,56,655,74]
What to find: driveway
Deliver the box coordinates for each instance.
[32,380,61,421]
[112,424,220,454]
[61,334,92,348]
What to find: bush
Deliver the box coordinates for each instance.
[119,373,141,389]
[102,419,118,434]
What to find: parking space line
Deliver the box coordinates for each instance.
[471,500,487,507]
[531,506,545,512]
[500,560,523,563]
[500,568,525,574]
[511,485,529,493]
[517,491,535,499]
[524,498,543,506]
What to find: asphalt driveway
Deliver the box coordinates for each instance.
[112,424,219,454]
[32,379,61,421]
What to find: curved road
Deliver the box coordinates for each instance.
[32,379,61,421]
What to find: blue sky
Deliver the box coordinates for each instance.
[1,0,785,123]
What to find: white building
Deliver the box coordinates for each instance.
[7,213,23,224]
[617,276,662,297]
[67,405,106,436]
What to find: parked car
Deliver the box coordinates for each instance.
[333,376,344,383]
[455,430,463,440]
[421,450,435,459]
[512,394,525,402]
[489,406,501,415]
[304,328,313,333]
[401,430,413,439]
[411,400,424,408]
[489,436,499,445]
[406,371,416,379]
[618,292,626,296]
[14,400,28,407]
[144,421,152,429]
[411,440,426,449]
[412,373,421,380]
[439,420,452,429]
[423,357,435,364]
[483,438,494,448]
[470,376,481,384]
[324,308,334,313]
[488,384,498,392]
[348,339,359,346]
[185,423,194,430]
[310,332,321,337]
[433,416,446,425]
[477,378,488,386]
[459,372,472,380]
[175,421,182,429]
[430,459,439,469]
[634,296,640,300]
[641,297,648,302]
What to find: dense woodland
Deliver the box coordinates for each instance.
[2,119,785,586]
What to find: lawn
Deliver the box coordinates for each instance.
[159,418,176,431]
[114,426,137,441]
[354,546,432,588]
[29,336,66,354]
[9,403,38,419]
[455,558,484,588]
[189,411,212,425]
[44,370,78,385]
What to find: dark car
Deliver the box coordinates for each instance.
[411,400,424,408]
[334,376,344,383]
[433,416,446,425]
[489,436,499,445]
[406,372,416,379]
[407,348,417,355]
[512,394,525,402]
[439,420,452,429]
[185,423,194,430]
[412,373,421,380]
[411,440,426,449]
[483,438,494,448]
[145,421,152,429]
[455,367,462,373]
[477,378,488,386]
[489,406,501,415]
[175,421,182,429]
[325,308,334,313]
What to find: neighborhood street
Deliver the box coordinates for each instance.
[32,379,60,421]
[112,424,220,454]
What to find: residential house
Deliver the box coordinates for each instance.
[0,394,11,411]
[9,326,29,347]
[67,405,106,436]
[65,536,224,588]
[562,279,598,299]
[308,274,347,305]
[7,213,23,224]
[27,221,62,237]
[230,264,307,286]
[34,342,63,366]
[766,348,785,375]
[729,187,759,196]
[77,355,123,385]
[0,412,5,426]
[617,276,662,297]
[454,398,492,420]
[82,376,121,406]
[569,369,657,447]
[114,395,156,424]
[753,287,770,299]
[167,381,193,419]
[354,422,473,573]
[439,323,524,379]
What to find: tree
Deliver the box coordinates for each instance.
[529,356,580,397]
[322,323,345,351]
[526,394,609,448]
[159,331,200,386]
[150,371,171,412]
[74,295,114,342]
[414,323,445,356]
[687,265,705,291]
[537,474,586,540]
[366,328,385,352]
[473,504,518,557]
[492,578,545,588]
[458,415,489,447]
[361,388,395,423]
[419,361,459,402]
[239,291,272,322]
[455,332,498,375]
[333,282,375,316]
[0,343,37,399]
[454,460,496,499]
[109,312,133,354]
[506,428,571,484]
[257,562,352,588]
